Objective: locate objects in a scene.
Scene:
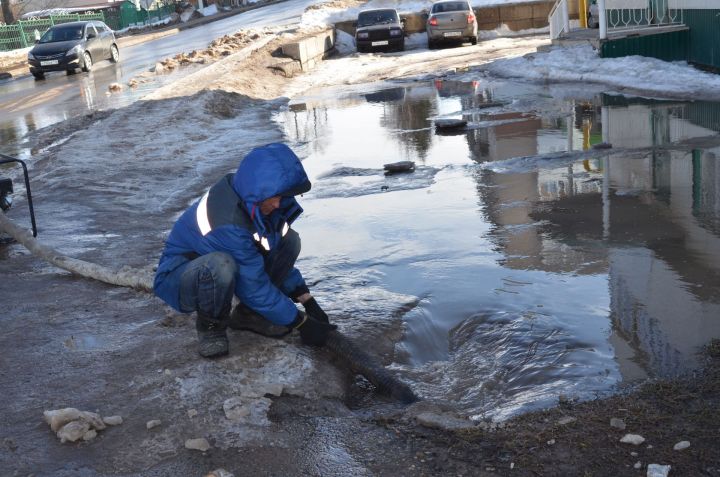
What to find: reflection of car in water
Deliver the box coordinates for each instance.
[27,21,119,80]
[364,87,406,103]
[354,9,405,53]
[434,79,480,98]
[426,0,478,49]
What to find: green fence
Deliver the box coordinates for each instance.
[0,12,105,51]
[116,2,176,31]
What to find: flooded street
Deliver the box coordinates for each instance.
[278,77,720,420]
[2,20,719,471]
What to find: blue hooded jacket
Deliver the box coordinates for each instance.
[154,143,311,325]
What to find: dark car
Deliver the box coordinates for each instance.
[354,8,405,53]
[27,21,119,80]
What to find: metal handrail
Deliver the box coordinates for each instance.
[603,0,684,35]
[0,153,38,237]
[549,0,570,39]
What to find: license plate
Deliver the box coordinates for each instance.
[371,40,389,46]
[40,60,59,66]
[443,31,462,37]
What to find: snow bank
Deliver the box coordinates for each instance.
[114,17,173,34]
[0,47,30,59]
[335,29,355,55]
[199,3,219,16]
[478,23,548,39]
[485,44,720,101]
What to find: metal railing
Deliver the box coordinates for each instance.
[549,0,570,39]
[0,154,37,239]
[605,0,683,34]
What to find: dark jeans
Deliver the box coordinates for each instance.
[178,229,301,320]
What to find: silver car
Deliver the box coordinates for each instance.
[426,0,478,49]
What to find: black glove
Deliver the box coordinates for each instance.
[291,311,336,347]
[303,297,329,324]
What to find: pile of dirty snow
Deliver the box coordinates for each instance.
[478,23,548,39]
[335,29,356,55]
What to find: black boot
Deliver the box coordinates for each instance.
[227,303,291,339]
[196,315,229,358]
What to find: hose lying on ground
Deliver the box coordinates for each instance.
[325,330,418,404]
[0,211,153,292]
[0,211,420,404]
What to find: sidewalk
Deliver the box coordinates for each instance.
[0,0,287,80]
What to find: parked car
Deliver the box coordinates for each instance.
[354,8,405,53]
[426,0,478,49]
[27,21,119,80]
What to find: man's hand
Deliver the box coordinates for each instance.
[291,311,336,346]
[302,297,329,324]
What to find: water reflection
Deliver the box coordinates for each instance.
[280,79,720,420]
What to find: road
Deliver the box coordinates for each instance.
[0,0,317,158]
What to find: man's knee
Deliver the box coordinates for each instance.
[203,252,236,287]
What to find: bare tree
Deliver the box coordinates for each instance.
[1,0,15,23]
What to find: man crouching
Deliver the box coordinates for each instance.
[154,143,335,358]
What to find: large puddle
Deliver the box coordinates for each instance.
[277,77,720,421]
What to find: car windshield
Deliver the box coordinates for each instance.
[357,10,398,27]
[39,25,84,43]
[431,2,470,13]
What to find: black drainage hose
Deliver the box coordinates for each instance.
[324,330,419,404]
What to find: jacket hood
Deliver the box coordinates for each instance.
[232,143,311,204]
[232,144,310,238]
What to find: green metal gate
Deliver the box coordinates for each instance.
[0,12,105,51]
[118,2,176,30]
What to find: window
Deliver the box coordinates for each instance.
[357,10,399,27]
[39,24,84,43]
[431,2,470,13]
[85,24,98,38]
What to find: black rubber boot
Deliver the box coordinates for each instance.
[227,303,291,339]
[196,315,229,358]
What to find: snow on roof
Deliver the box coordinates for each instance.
[21,2,123,18]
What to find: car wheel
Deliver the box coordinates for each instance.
[110,44,119,63]
[32,71,45,80]
[81,52,92,72]
[397,41,405,52]
[471,36,478,45]
[428,39,435,50]
[66,68,76,75]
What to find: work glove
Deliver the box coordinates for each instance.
[291,311,336,347]
[302,297,329,324]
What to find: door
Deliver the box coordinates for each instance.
[84,24,101,60]
[95,22,112,59]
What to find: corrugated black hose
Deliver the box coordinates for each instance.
[324,330,419,404]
